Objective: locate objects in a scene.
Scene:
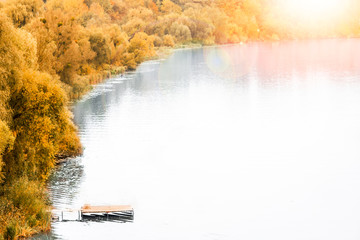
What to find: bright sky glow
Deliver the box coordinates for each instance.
[281,0,349,21]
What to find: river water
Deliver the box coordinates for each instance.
[36,40,360,240]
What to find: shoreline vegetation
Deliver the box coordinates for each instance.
[0,0,360,239]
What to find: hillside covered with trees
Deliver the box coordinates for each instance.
[0,0,360,238]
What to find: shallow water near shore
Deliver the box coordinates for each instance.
[34,39,360,240]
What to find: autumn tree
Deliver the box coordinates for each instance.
[0,122,14,183]
[160,0,182,14]
[84,0,112,12]
[170,21,192,42]
[5,71,81,181]
[106,25,130,66]
[3,0,43,27]
[128,32,155,63]
[89,32,111,67]
[26,5,96,98]
[0,11,81,182]
[163,34,175,46]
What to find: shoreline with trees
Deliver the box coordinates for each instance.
[0,0,360,238]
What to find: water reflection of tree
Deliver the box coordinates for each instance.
[48,157,84,209]
[72,75,132,129]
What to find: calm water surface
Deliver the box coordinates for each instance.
[37,40,360,239]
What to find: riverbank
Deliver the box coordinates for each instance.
[38,39,360,240]
[16,42,203,240]
[5,36,357,240]
[1,0,360,237]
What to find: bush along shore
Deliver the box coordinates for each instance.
[1,0,360,239]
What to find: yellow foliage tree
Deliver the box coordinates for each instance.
[160,0,182,14]
[163,34,175,46]
[3,0,43,27]
[6,70,81,181]
[169,21,192,42]
[0,121,14,183]
[0,10,81,183]
[128,32,155,63]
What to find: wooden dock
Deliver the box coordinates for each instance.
[80,205,134,222]
[56,205,134,222]
[81,205,133,213]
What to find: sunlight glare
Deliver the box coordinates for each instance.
[282,0,348,21]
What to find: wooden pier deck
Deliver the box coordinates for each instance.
[81,205,133,213]
[80,205,134,222]
[55,205,134,222]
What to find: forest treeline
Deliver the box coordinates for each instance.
[0,0,360,238]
